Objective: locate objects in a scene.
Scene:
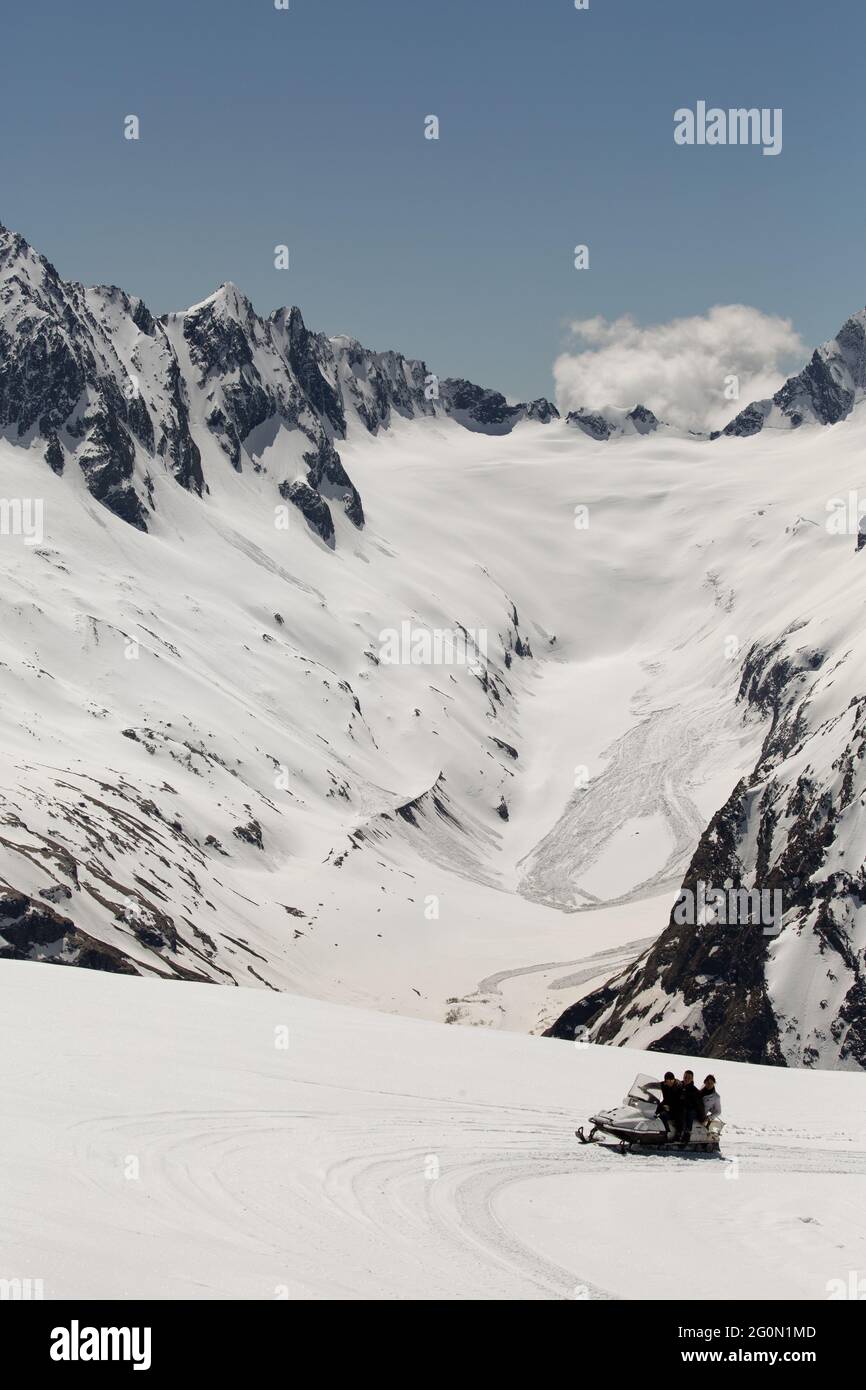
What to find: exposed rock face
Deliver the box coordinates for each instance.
[0,886,139,974]
[547,631,866,1069]
[524,398,561,424]
[233,818,264,850]
[328,334,435,432]
[0,223,561,542]
[0,232,153,528]
[182,285,273,471]
[565,403,662,439]
[0,226,211,531]
[279,478,335,544]
[302,438,364,528]
[713,401,770,439]
[566,408,615,440]
[722,309,866,437]
[281,306,346,435]
[439,379,558,434]
[626,404,661,434]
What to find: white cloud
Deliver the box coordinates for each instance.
[553,305,805,432]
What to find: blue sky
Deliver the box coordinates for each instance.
[2,0,864,401]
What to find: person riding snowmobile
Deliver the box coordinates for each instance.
[678,1070,705,1144]
[644,1072,683,1138]
[700,1075,721,1123]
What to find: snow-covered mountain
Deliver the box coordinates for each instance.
[719,309,866,437]
[566,402,670,439]
[553,316,866,1074]
[3,221,866,1071]
[547,606,866,1070]
[0,222,580,1012]
[0,222,557,540]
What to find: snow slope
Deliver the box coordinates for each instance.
[549,408,866,1067]
[0,405,758,1033]
[2,960,864,1301]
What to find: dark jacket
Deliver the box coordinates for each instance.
[646,1080,683,1116]
[680,1082,704,1118]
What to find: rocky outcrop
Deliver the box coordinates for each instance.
[301,438,364,528]
[280,478,335,545]
[714,400,770,439]
[439,379,558,434]
[566,409,615,441]
[328,335,434,432]
[566,403,662,440]
[524,398,560,423]
[721,309,866,437]
[627,404,661,434]
[280,307,346,435]
[0,886,139,974]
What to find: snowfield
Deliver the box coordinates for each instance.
[2,960,865,1302]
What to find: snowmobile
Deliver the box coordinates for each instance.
[576,1073,724,1155]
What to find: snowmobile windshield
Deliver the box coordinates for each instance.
[626,1074,661,1106]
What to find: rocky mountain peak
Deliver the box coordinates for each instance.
[0,223,567,543]
[720,307,866,438]
[565,402,663,439]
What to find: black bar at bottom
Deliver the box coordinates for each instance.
[0,1298,857,1375]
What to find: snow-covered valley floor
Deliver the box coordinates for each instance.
[3,961,864,1301]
